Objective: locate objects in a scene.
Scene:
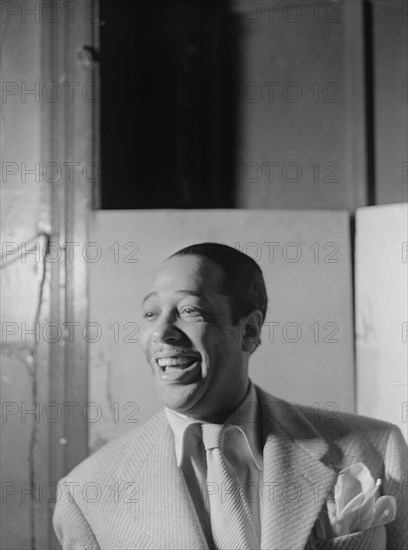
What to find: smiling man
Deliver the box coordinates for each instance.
[54,243,407,550]
[141,246,264,423]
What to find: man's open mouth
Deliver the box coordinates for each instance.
[154,354,201,382]
[157,356,198,370]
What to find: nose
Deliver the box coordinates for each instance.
[152,316,182,344]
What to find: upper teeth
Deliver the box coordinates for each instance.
[157,357,195,367]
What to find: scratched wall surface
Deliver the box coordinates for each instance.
[89,209,354,451]
[0,11,51,550]
[356,204,408,441]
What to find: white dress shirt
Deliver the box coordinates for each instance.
[165,381,263,546]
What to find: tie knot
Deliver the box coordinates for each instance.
[201,423,225,450]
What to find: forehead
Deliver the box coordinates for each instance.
[151,254,225,295]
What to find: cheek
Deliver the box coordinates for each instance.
[199,324,226,348]
[183,323,207,346]
[198,339,220,369]
[139,327,151,353]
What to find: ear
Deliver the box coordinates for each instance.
[241,310,263,353]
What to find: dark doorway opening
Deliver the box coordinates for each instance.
[99,0,239,209]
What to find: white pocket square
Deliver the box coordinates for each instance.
[315,462,396,539]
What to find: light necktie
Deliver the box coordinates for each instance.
[201,423,259,550]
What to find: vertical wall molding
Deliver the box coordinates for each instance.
[345,0,369,208]
[40,1,98,547]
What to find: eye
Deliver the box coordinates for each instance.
[179,306,205,320]
[143,310,157,320]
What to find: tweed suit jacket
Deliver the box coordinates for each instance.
[53,386,407,550]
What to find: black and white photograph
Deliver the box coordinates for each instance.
[1,1,407,549]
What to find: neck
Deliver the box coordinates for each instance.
[189,380,251,424]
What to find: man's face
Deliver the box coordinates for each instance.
[140,254,249,420]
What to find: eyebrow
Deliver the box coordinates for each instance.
[142,291,157,306]
[142,290,212,307]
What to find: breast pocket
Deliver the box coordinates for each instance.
[310,524,386,550]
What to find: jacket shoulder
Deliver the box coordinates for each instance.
[255,384,400,454]
[300,403,396,436]
[63,410,167,484]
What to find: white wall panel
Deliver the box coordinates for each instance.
[356,203,408,440]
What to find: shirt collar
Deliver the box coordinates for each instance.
[165,381,262,470]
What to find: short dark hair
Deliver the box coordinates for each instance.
[168,242,268,325]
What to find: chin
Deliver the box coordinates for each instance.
[156,380,205,416]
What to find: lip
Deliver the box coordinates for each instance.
[153,353,202,384]
[153,351,200,366]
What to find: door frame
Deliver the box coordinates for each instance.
[40,1,99,546]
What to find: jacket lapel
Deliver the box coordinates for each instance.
[257,389,338,550]
[118,414,209,550]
